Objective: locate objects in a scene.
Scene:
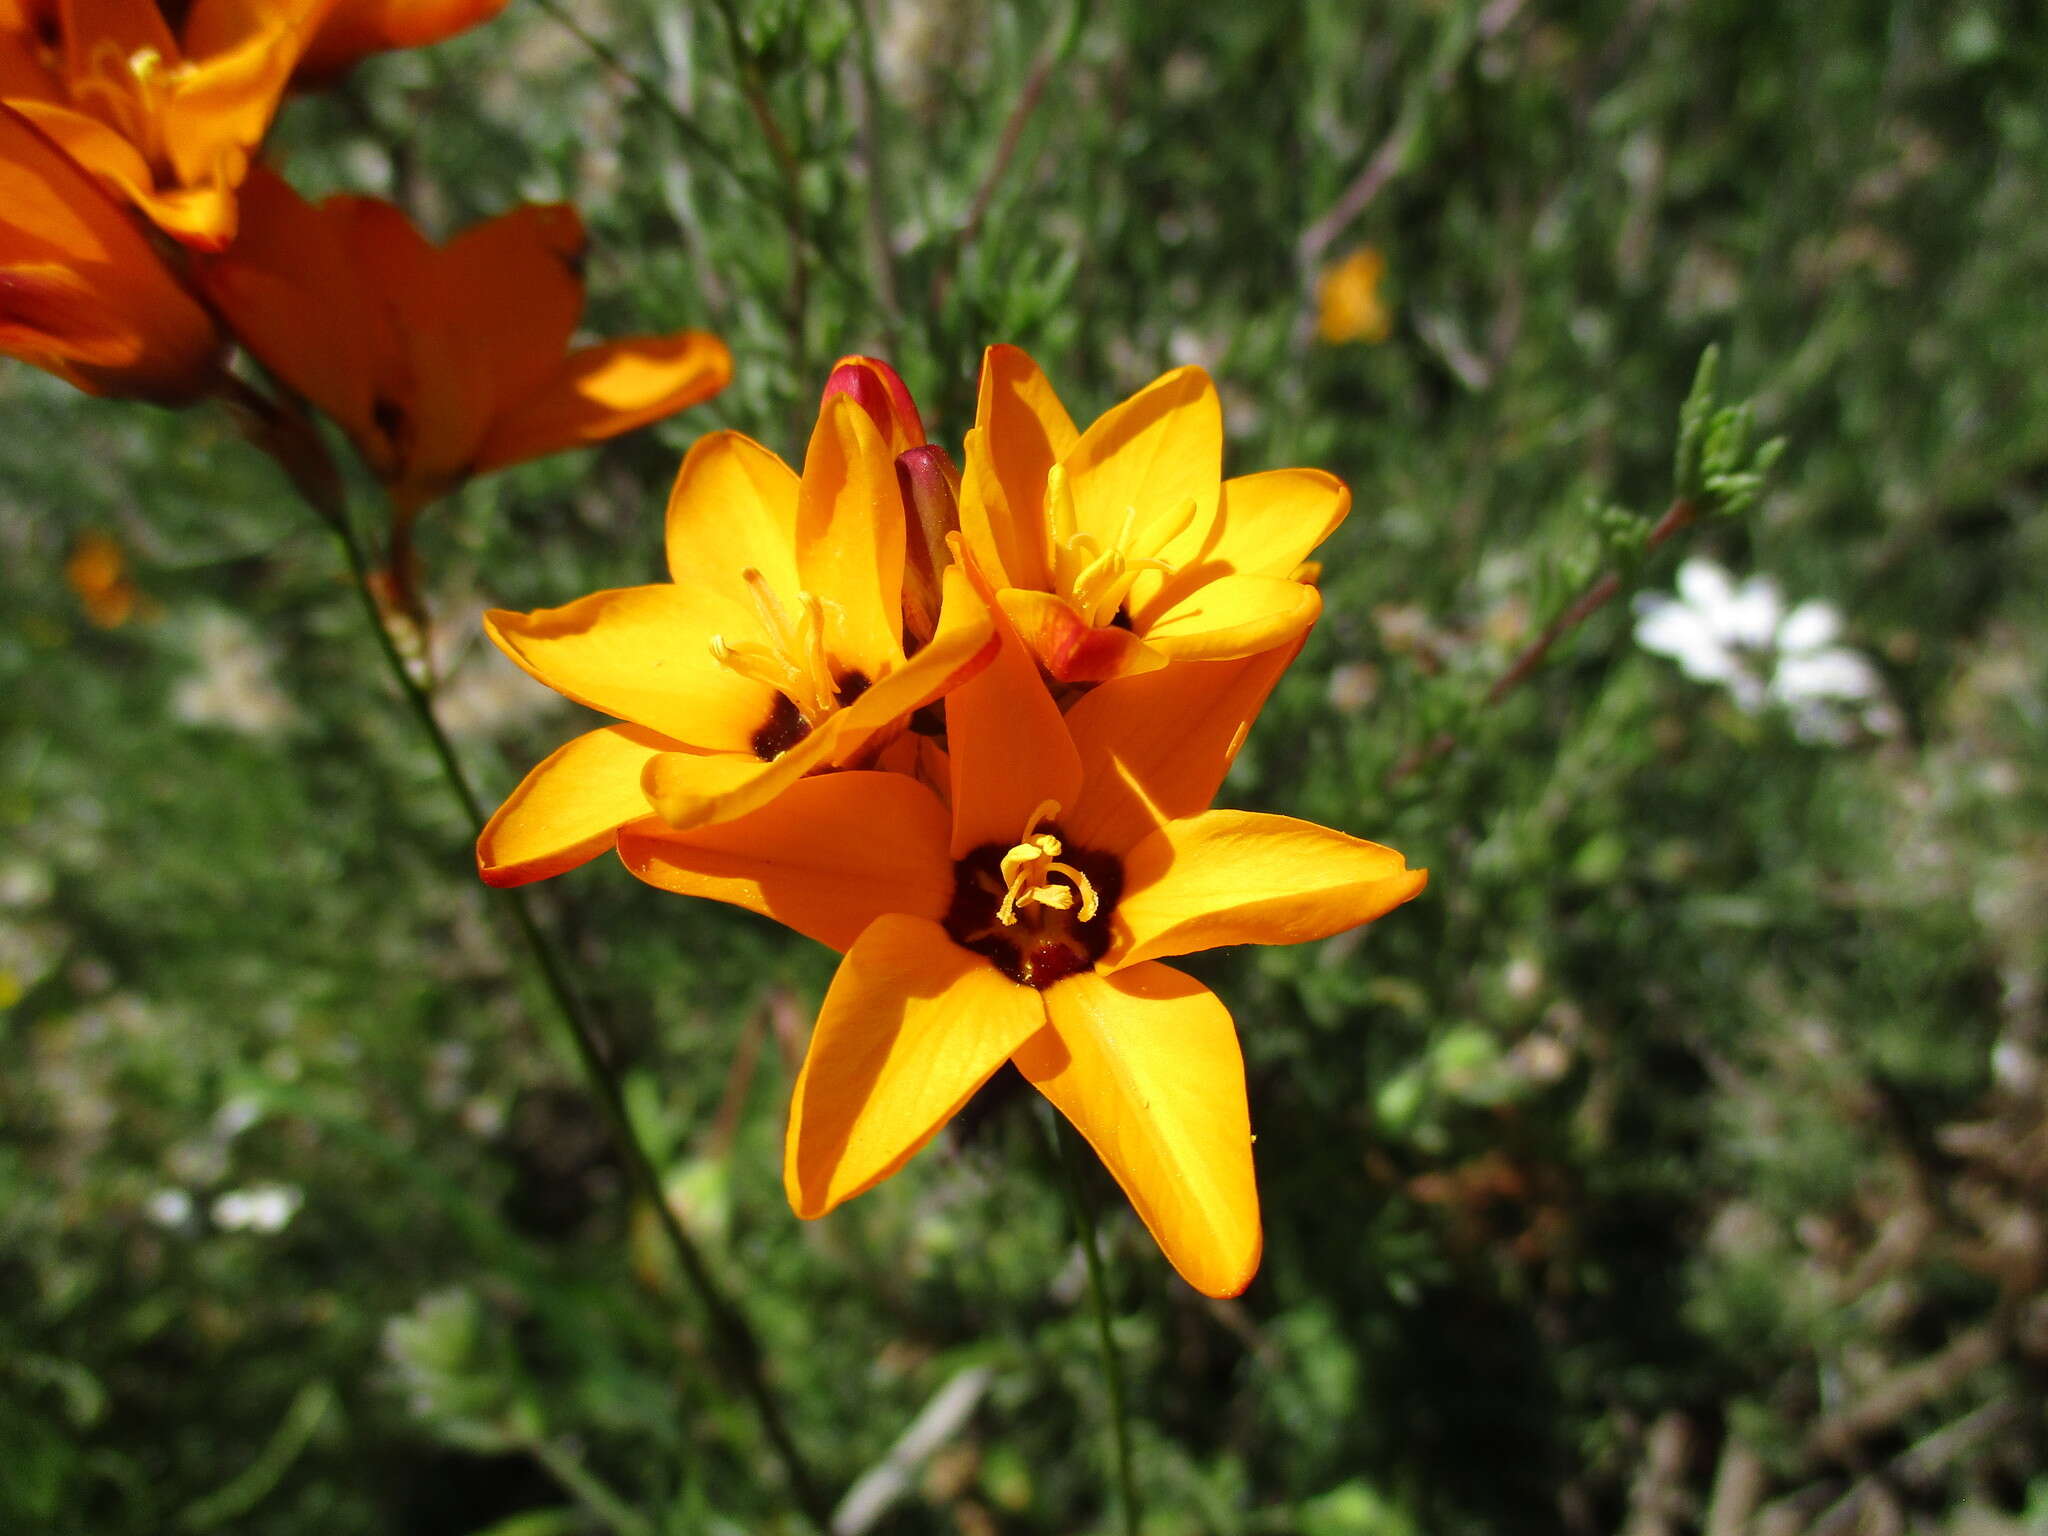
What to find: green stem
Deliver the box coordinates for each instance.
[240,391,835,1530]
[527,1436,657,1536]
[1045,1110,1140,1536]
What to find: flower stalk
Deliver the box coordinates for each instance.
[232,390,833,1532]
[1045,1108,1140,1536]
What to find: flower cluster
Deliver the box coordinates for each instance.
[1634,557,1900,744]
[2,0,729,529]
[480,350,1426,1296]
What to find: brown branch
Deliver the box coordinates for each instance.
[1385,496,1697,784]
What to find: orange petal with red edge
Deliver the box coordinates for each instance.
[786,915,1046,1217]
[617,772,952,953]
[477,722,676,887]
[1019,964,1260,1298]
[996,587,1167,685]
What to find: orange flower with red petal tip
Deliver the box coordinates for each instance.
[1,0,336,249]
[198,168,733,516]
[960,344,1345,684]
[294,0,508,84]
[611,606,1426,1298]
[476,385,999,886]
[0,100,223,400]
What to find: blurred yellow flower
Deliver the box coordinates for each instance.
[1316,245,1391,345]
[65,529,139,626]
[1,102,223,400]
[613,608,1426,1298]
[959,345,1345,684]
[0,0,335,249]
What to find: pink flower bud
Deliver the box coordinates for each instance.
[895,443,960,649]
[822,355,926,456]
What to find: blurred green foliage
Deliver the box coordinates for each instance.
[4,0,2046,1532]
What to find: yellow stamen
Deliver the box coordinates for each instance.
[994,800,1101,926]
[1044,487,1190,629]
[707,568,845,724]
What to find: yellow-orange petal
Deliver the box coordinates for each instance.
[662,429,802,608]
[960,344,1075,592]
[946,584,1081,858]
[616,772,952,953]
[996,587,1167,685]
[484,584,772,752]
[640,564,998,832]
[794,391,905,677]
[1110,810,1427,968]
[1058,364,1221,550]
[786,914,1046,1218]
[156,0,329,233]
[1018,964,1260,1298]
[295,0,509,83]
[476,722,675,888]
[1060,640,1300,856]
[473,330,732,475]
[1139,574,1322,664]
[1136,468,1351,620]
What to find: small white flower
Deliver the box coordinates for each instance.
[1634,558,1898,743]
[145,1189,194,1228]
[212,1182,303,1234]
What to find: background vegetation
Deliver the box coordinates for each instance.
[3,0,2045,1531]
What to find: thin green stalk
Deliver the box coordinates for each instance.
[330,514,833,1530]
[231,385,834,1530]
[528,1436,658,1536]
[1044,1110,1140,1536]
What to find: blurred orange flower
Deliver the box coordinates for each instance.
[959,345,1344,683]
[476,389,998,886]
[295,0,508,84]
[1315,245,1390,345]
[0,0,335,249]
[199,168,733,517]
[1,101,223,399]
[613,613,1426,1297]
[65,528,141,625]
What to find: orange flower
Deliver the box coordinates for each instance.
[476,389,999,885]
[1315,246,1391,345]
[295,0,508,84]
[199,168,733,516]
[1,100,223,400]
[65,528,141,624]
[1,0,336,249]
[612,615,1427,1297]
[960,345,1344,684]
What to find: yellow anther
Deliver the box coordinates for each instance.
[709,569,847,725]
[994,801,1102,926]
